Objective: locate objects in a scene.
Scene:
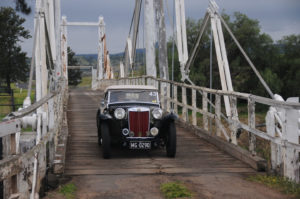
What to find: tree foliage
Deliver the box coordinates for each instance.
[15,0,31,15]
[168,12,299,99]
[277,35,300,98]
[67,47,82,86]
[0,7,30,90]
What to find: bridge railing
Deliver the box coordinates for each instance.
[96,76,300,182]
[0,79,68,199]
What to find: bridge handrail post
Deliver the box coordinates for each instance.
[173,85,178,114]
[192,89,197,126]
[2,122,21,198]
[202,91,208,131]
[166,83,171,112]
[282,104,300,182]
[140,77,143,85]
[266,107,282,173]
[248,98,256,155]
[215,94,221,136]
[160,81,165,110]
[182,87,187,122]
[229,96,238,145]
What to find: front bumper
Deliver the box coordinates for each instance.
[123,137,162,149]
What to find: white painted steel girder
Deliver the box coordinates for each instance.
[175,0,188,81]
[145,0,157,77]
[119,62,125,78]
[98,16,105,80]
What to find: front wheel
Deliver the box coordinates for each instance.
[101,123,111,159]
[97,111,101,146]
[166,122,176,157]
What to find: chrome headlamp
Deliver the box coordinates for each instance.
[150,127,159,136]
[114,108,126,119]
[152,108,162,119]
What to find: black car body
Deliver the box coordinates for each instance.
[96,85,177,159]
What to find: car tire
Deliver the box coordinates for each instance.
[101,123,111,159]
[166,122,176,158]
[97,127,102,146]
[97,111,101,146]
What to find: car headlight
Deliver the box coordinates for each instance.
[150,127,159,136]
[114,108,125,119]
[152,108,162,119]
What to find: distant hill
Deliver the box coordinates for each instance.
[75,49,146,76]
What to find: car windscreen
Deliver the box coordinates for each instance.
[109,90,158,104]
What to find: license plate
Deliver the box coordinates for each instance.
[129,141,151,149]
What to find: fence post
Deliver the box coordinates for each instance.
[173,85,178,113]
[166,83,171,112]
[182,87,187,122]
[283,103,300,182]
[202,91,208,130]
[160,82,165,110]
[248,98,256,155]
[230,96,238,145]
[155,79,159,89]
[215,94,221,136]
[10,90,16,112]
[3,135,11,198]
[266,108,282,172]
[192,89,197,126]
[2,118,21,198]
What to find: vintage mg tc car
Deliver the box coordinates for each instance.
[96,85,177,159]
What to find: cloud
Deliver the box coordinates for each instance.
[2,0,299,54]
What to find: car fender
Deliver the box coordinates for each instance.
[97,111,112,128]
[99,113,113,121]
[162,112,178,123]
[159,112,178,133]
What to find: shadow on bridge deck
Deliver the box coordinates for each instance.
[60,89,291,199]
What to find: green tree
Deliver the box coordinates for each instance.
[0,7,30,90]
[15,0,31,15]
[277,34,300,98]
[169,12,283,97]
[67,47,82,86]
[223,12,282,96]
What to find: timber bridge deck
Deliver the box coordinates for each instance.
[61,89,289,199]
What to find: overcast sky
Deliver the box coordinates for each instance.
[1,0,300,55]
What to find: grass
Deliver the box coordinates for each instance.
[0,84,35,120]
[160,181,192,199]
[248,174,300,197]
[77,76,92,88]
[58,183,77,199]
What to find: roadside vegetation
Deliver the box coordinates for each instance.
[160,181,192,199]
[77,76,92,88]
[58,183,77,199]
[0,84,34,120]
[248,174,300,198]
